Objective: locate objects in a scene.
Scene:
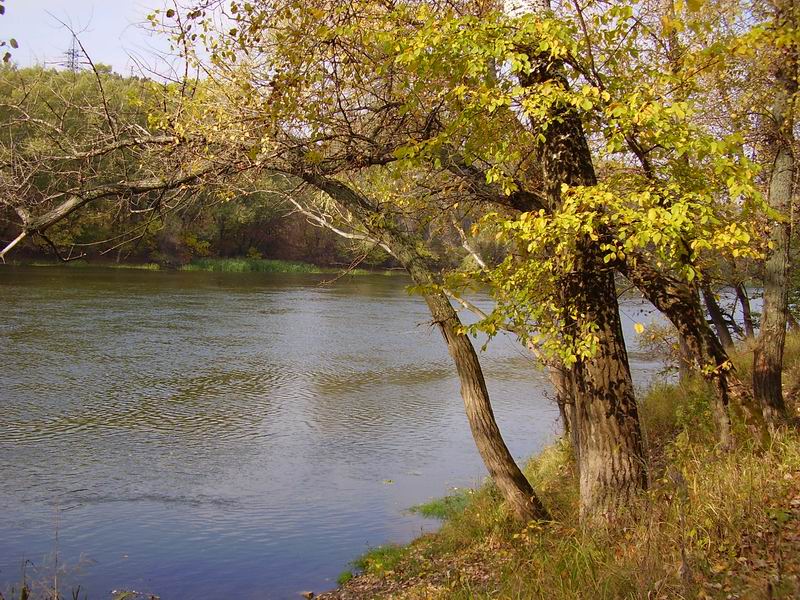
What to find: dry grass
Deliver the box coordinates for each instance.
[323,335,800,600]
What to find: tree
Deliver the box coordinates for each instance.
[752,0,796,427]
[0,65,250,262]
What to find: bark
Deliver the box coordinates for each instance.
[305,174,549,522]
[622,262,769,446]
[567,250,647,519]
[678,333,693,383]
[753,0,795,428]
[702,284,735,350]
[514,35,647,519]
[735,284,755,339]
[547,364,580,463]
[415,282,550,522]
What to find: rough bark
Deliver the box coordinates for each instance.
[415,282,550,522]
[503,25,648,517]
[622,262,769,446]
[516,73,647,519]
[753,0,795,428]
[567,250,647,518]
[702,284,735,350]
[305,174,549,522]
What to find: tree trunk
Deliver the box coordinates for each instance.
[513,40,647,519]
[416,284,549,522]
[305,174,549,522]
[678,333,693,383]
[547,363,580,464]
[753,0,795,428]
[735,283,755,338]
[702,284,735,350]
[567,248,647,519]
[623,262,769,446]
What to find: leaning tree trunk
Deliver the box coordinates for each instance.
[702,284,735,350]
[622,262,769,446]
[753,0,795,428]
[305,174,549,522]
[415,282,549,522]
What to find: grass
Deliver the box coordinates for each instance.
[16,260,161,271]
[409,489,474,520]
[8,257,395,276]
[328,336,800,599]
[179,257,393,275]
[179,257,326,273]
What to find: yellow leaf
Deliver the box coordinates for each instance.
[634,323,645,334]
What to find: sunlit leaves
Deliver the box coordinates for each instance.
[153,0,778,363]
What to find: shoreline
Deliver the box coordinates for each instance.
[1,257,399,276]
[315,337,800,599]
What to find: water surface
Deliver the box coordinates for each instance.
[0,267,662,599]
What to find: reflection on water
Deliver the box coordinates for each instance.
[0,267,662,599]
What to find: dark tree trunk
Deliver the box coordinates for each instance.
[702,284,735,350]
[306,174,549,522]
[547,363,580,463]
[622,262,769,446]
[753,0,795,428]
[515,51,648,520]
[678,333,693,383]
[567,248,647,519]
[735,284,755,339]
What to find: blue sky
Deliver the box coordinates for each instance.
[2,0,173,75]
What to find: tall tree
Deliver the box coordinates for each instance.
[753,0,796,427]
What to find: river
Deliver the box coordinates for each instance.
[0,266,664,599]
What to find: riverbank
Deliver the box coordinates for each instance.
[322,337,800,599]
[5,257,395,275]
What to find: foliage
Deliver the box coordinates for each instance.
[150,0,783,365]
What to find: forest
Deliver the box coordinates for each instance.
[2,0,800,598]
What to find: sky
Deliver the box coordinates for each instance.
[1,0,175,75]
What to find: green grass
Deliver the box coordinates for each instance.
[180,257,325,273]
[336,570,355,586]
[19,260,161,270]
[339,335,800,599]
[9,257,396,276]
[352,544,410,577]
[409,489,474,520]
[179,257,390,275]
